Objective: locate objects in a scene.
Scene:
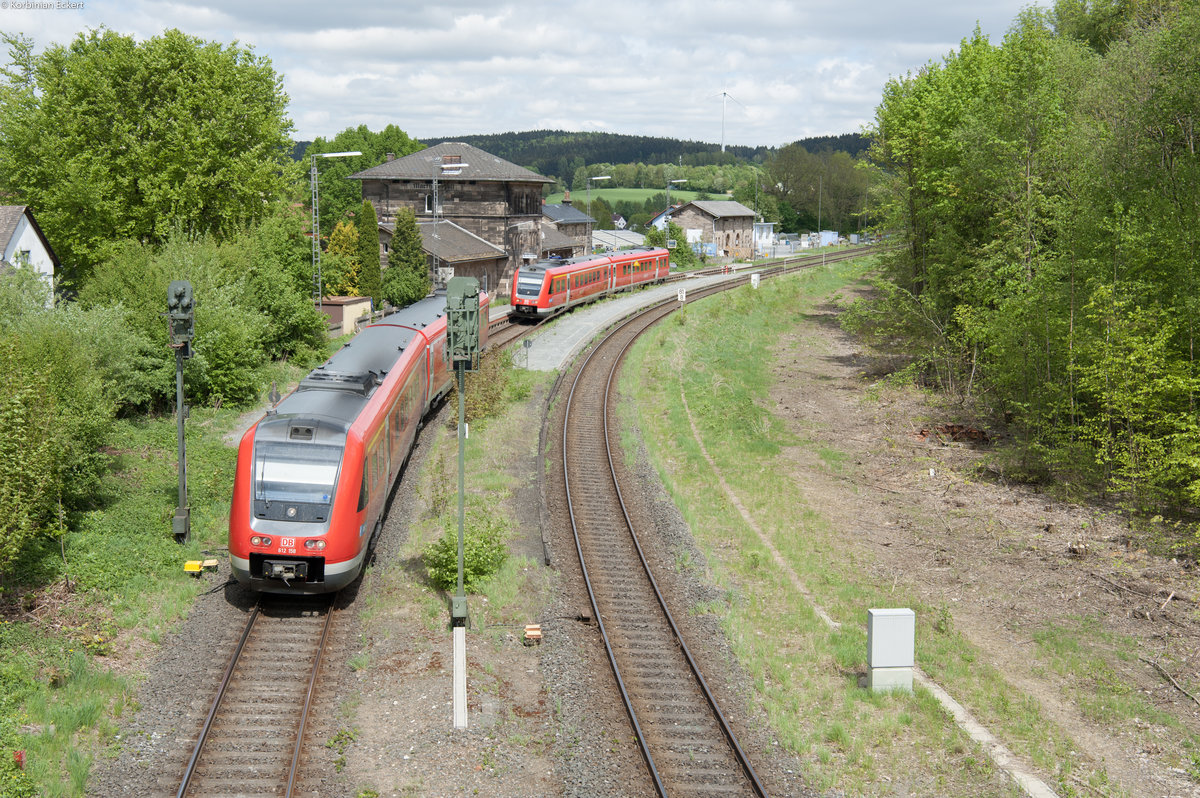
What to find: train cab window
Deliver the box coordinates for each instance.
[254,441,342,506]
[516,272,543,298]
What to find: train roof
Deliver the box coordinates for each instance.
[523,247,664,275]
[269,293,448,427]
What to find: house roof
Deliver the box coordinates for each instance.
[0,205,27,244]
[349,141,555,184]
[683,200,756,219]
[539,225,576,253]
[592,229,646,250]
[414,219,506,264]
[542,203,594,225]
[0,205,60,268]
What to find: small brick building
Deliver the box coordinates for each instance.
[349,142,554,292]
[541,197,595,257]
[669,200,756,260]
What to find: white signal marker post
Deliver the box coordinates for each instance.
[445,277,481,730]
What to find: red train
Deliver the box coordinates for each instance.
[229,290,489,594]
[509,246,670,319]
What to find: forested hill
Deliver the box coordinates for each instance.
[294,130,867,180]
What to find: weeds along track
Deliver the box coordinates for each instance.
[559,280,770,798]
[175,593,336,798]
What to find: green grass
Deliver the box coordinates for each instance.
[0,356,319,797]
[618,256,1092,796]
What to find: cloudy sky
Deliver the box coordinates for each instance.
[2,0,1037,148]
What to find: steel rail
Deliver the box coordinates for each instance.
[599,300,770,798]
[176,595,335,797]
[176,601,262,798]
[561,279,767,797]
[286,600,337,797]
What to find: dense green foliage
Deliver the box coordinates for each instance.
[382,207,431,308]
[303,124,424,242]
[863,2,1199,527]
[646,221,699,270]
[357,201,383,307]
[423,500,509,592]
[417,129,868,184]
[0,29,295,290]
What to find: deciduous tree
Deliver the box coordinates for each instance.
[0,29,295,290]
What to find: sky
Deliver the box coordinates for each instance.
[0,0,1037,149]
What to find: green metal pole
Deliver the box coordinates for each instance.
[456,362,466,600]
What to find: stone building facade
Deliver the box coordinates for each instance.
[349,142,554,291]
[541,197,595,257]
[670,200,756,260]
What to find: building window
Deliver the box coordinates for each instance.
[424,194,433,214]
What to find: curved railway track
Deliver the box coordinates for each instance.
[176,593,336,798]
[559,280,770,798]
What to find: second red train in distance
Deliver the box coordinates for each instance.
[508,246,670,319]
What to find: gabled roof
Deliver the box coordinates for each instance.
[542,203,594,225]
[349,141,554,184]
[415,219,506,264]
[0,205,27,244]
[539,225,576,253]
[0,205,60,268]
[682,200,755,219]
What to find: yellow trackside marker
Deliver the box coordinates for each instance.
[202,559,219,572]
[184,560,203,575]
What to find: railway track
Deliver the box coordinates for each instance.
[176,593,336,798]
[559,281,770,798]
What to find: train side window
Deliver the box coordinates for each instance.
[357,455,368,511]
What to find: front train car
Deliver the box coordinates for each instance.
[230,290,488,594]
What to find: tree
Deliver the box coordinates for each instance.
[382,207,431,308]
[324,220,360,297]
[305,124,424,238]
[357,201,383,307]
[0,29,295,290]
[646,222,697,270]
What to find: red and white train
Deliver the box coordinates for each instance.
[229,291,489,594]
[508,246,670,319]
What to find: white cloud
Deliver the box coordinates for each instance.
[1,0,1036,147]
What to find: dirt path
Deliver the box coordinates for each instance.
[764,286,1200,797]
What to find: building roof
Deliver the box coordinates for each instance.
[592,229,646,250]
[542,203,594,225]
[682,200,756,219]
[349,141,555,184]
[415,219,506,264]
[0,205,27,245]
[0,204,60,269]
[539,225,576,253]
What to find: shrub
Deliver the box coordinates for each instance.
[187,299,269,408]
[422,504,508,592]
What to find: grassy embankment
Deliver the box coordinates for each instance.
[616,256,1180,796]
[0,356,314,798]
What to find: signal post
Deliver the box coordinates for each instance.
[167,281,195,543]
[445,277,481,730]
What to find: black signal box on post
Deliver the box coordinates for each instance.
[167,280,195,354]
[445,277,481,370]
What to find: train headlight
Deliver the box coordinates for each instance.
[304,539,327,551]
[250,535,273,547]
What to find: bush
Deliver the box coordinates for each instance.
[422,504,508,592]
[187,299,269,408]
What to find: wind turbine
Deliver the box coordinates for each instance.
[711,87,744,152]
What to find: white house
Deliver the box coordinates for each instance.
[0,206,59,289]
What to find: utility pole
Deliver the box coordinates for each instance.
[166,280,195,543]
[445,276,481,730]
